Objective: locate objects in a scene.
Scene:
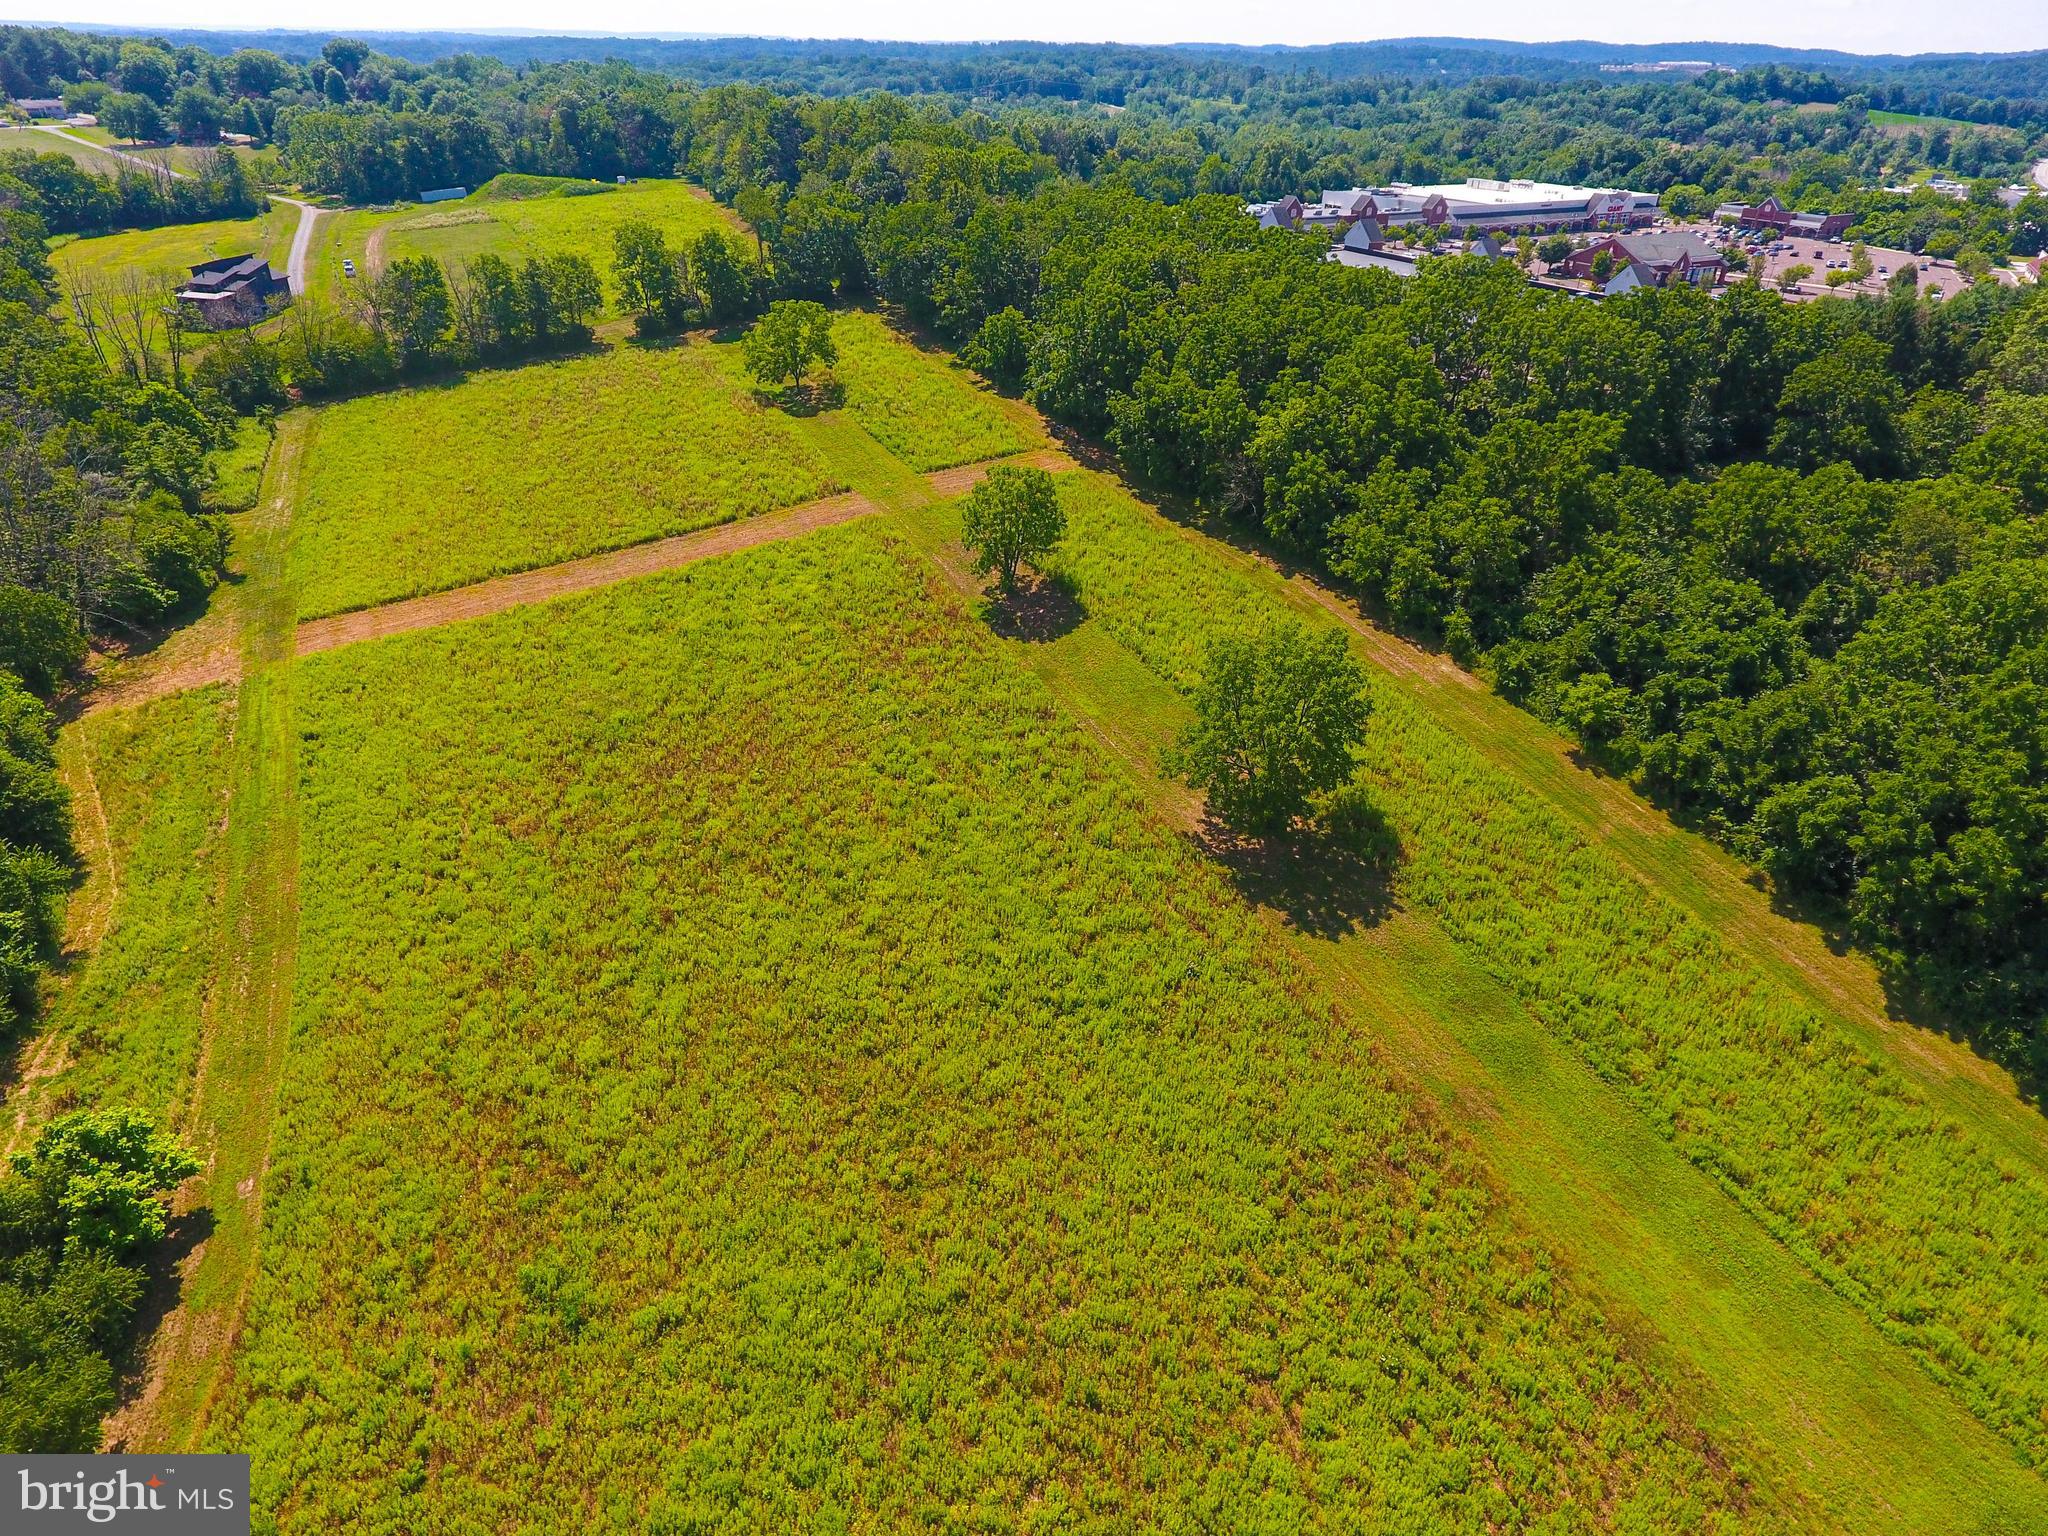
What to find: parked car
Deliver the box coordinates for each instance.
[343,259,356,277]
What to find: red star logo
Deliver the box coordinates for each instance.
[147,1476,163,1488]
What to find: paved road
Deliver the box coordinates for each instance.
[23,125,322,293]
[274,197,320,294]
[30,122,186,178]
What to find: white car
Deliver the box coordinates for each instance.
[343,259,356,278]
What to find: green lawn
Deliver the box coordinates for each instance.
[1021,469,2048,1482]
[0,124,133,175]
[207,522,1761,1532]
[49,207,296,304]
[382,175,745,319]
[288,340,844,618]
[827,309,1034,470]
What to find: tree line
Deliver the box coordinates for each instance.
[0,203,220,1449]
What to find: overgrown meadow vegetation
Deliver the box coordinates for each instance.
[828,310,1032,471]
[208,527,1763,1533]
[33,687,234,1127]
[1036,471,2048,1470]
[288,341,842,618]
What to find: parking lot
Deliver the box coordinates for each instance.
[1680,222,1974,299]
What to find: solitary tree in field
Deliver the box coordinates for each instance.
[959,465,1064,593]
[1167,622,1371,836]
[743,300,837,390]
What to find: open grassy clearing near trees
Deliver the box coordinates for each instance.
[207,526,1764,1533]
[49,206,295,304]
[384,176,744,319]
[288,341,843,619]
[1027,471,2048,1476]
[824,309,1034,471]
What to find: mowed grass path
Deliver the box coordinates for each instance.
[206,527,1764,1534]
[972,471,2048,1504]
[289,341,842,619]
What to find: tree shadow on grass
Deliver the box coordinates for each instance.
[751,378,844,416]
[1195,807,1401,942]
[979,572,1084,643]
[105,1202,216,1447]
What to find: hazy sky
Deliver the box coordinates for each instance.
[15,0,2048,56]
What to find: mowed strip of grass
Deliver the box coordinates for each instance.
[26,687,236,1133]
[385,177,744,321]
[210,526,1764,1533]
[889,496,2037,1531]
[288,341,843,619]
[828,310,1034,470]
[1033,471,2048,1473]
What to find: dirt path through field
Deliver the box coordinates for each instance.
[297,491,877,656]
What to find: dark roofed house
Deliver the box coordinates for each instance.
[177,253,291,329]
[14,98,65,120]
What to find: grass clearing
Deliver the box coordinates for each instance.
[827,309,1033,470]
[207,524,1764,1532]
[3,124,133,175]
[1031,470,2048,1476]
[50,207,295,306]
[891,486,2043,1532]
[384,176,743,320]
[288,340,842,619]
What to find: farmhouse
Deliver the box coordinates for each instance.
[1714,194,1854,239]
[11,98,65,119]
[1562,231,1725,287]
[176,253,291,328]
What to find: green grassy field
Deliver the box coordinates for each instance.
[288,341,844,619]
[1022,470,2048,1477]
[1,124,134,175]
[26,688,235,1133]
[49,206,295,304]
[825,310,1034,470]
[1866,109,2022,137]
[303,204,407,304]
[382,176,744,319]
[205,523,1764,1531]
